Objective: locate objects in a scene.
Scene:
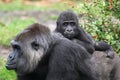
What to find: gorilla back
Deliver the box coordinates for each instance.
[6,23,99,80]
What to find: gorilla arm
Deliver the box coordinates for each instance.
[72,39,95,54]
[79,27,111,50]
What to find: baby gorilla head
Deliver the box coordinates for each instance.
[6,23,50,75]
[56,10,79,39]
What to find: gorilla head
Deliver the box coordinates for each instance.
[56,10,79,39]
[6,23,50,75]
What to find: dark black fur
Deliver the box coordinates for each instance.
[6,23,99,80]
[55,10,111,54]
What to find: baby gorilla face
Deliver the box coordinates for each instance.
[61,21,77,39]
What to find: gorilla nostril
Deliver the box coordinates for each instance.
[9,55,12,58]
[9,54,14,59]
[67,29,72,32]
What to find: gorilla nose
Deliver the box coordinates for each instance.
[66,29,73,33]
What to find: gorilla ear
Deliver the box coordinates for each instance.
[56,22,59,27]
[31,41,39,51]
[56,22,61,32]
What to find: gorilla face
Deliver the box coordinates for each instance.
[6,39,44,75]
[6,23,50,75]
[6,40,21,70]
[56,10,79,39]
[57,20,79,40]
[61,21,77,39]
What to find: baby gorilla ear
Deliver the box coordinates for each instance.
[31,41,39,51]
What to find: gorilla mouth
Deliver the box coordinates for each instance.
[64,33,74,39]
[64,31,75,37]
[6,63,16,70]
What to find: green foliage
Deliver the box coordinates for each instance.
[75,0,120,54]
[0,58,16,80]
[0,1,45,11]
[0,18,35,46]
[0,0,70,11]
[111,0,120,19]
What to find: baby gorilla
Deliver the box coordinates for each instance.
[6,23,99,80]
[55,10,112,56]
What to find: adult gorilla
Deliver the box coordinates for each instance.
[55,10,112,55]
[6,23,99,80]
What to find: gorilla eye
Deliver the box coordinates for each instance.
[13,44,20,50]
[70,22,75,26]
[31,41,39,51]
[63,22,68,26]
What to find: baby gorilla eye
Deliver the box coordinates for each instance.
[31,41,39,51]
[63,22,68,26]
[70,22,75,26]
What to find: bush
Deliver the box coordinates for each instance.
[74,0,120,54]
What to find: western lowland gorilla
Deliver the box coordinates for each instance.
[55,10,112,55]
[6,23,99,80]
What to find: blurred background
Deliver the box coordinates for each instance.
[0,0,120,80]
